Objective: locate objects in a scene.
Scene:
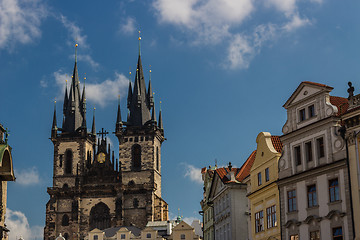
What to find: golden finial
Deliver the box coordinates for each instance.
[138,30,141,55]
[75,42,78,62]
[138,30,141,41]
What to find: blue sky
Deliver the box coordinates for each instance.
[1,0,359,239]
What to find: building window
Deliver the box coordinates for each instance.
[308,105,315,118]
[65,149,73,174]
[63,233,69,240]
[181,234,186,239]
[93,235,98,240]
[255,210,264,233]
[146,233,151,238]
[121,234,126,239]
[310,231,320,240]
[333,227,343,240]
[307,185,317,207]
[287,190,297,212]
[305,141,313,162]
[266,205,276,228]
[316,137,325,158]
[156,147,159,171]
[132,144,141,171]
[62,214,69,226]
[294,146,301,166]
[329,179,340,202]
[265,168,269,182]
[290,235,299,240]
[133,198,139,208]
[258,172,262,186]
[299,108,306,121]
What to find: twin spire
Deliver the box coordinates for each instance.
[52,37,164,139]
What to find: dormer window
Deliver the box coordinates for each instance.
[308,105,315,118]
[299,109,306,122]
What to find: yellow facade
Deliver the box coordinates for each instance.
[248,132,281,240]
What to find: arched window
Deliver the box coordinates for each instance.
[89,202,111,230]
[62,214,69,226]
[65,150,73,174]
[132,145,141,171]
[156,147,159,171]
[181,234,185,239]
[63,233,69,240]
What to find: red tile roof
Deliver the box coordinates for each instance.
[330,96,349,116]
[271,136,283,153]
[214,150,256,184]
[302,81,333,89]
[201,167,207,174]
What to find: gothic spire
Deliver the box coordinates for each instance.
[116,96,123,133]
[62,43,85,133]
[127,35,151,126]
[92,107,96,136]
[52,100,58,139]
[158,101,163,130]
[147,69,154,108]
[63,79,68,115]
[81,76,87,129]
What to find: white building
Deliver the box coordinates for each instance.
[208,155,255,240]
[278,81,353,240]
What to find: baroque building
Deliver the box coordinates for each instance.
[44,45,168,240]
[0,124,15,240]
[278,81,353,240]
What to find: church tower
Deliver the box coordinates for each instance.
[115,40,168,227]
[45,42,168,240]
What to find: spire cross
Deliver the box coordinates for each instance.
[75,42,78,63]
[97,128,109,140]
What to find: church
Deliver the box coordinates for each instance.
[44,43,168,240]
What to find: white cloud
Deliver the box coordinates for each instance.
[0,0,47,50]
[14,167,40,186]
[183,216,200,225]
[86,72,129,107]
[71,54,100,70]
[183,163,202,184]
[283,14,311,32]
[153,0,319,69]
[59,14,88,48]
[53,70,129,107]
[120,17,136,35]
[6,208,43,240]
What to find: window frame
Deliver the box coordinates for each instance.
[265,168,269,182]
[316,137,325,159]
[329,178,340,202]
[310,230,320,240]
[294,146,302,166]
[287,190,297,212]
[266,205,276,229]
[307,184,317,207]
[308,105,315,118]
[305,141,313,162]
[332,227,343,240]
[299,108,306,122]
[258,172,262,186]
[255,210,264,233]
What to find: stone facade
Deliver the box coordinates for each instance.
[44,47,168,240]
[278,81,353,240]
